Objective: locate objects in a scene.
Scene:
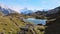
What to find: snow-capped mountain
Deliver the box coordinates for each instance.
[20,8,33,14]
[0,4,16,15]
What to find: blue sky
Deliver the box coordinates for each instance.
[0,0,60,11]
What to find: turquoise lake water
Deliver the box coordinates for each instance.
[25,18,47,25]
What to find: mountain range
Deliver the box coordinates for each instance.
[27,6,60,17]
[0,4,34,15]
[0,4,60,17]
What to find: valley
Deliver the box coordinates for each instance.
[0,4,60,34]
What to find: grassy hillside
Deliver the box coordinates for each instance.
[0,12,27,34]
[0,12,46,34]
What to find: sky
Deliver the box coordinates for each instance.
[0,0,60,12]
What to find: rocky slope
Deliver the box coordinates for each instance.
[45,6,60,34]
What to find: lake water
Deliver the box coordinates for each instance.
[25,18,47,25]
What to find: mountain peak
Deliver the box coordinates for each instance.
[0,4,9,9]
[0,4,17,15]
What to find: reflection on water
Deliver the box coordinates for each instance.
[25,18,47,25]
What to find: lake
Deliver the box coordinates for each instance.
[24,18,47,25]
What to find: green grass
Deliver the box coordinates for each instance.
[0,16,20,33]
[0,12,26,34]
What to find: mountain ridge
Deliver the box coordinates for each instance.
[0,4,17,15]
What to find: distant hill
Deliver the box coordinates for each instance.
[46,6,60,18]
[25,6,60,19]
[47,6,60,14]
